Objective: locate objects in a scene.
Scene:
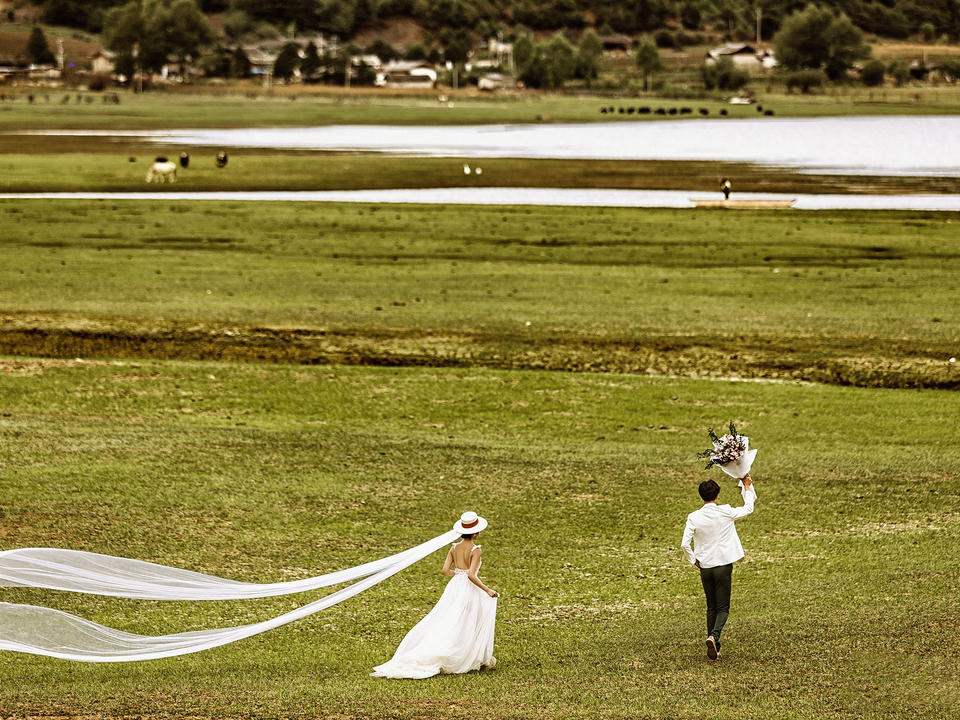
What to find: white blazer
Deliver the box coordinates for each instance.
[681,484,756,569]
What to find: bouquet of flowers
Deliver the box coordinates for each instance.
[697,422,757,479]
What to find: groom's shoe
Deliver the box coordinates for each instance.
[705,636,718,660]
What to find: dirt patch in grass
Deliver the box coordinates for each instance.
[2,314,957,390]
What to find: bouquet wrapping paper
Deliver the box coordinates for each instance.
[719,436,757,479]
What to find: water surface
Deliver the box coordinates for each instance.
[4,187,960,211]
[25,116,960,176]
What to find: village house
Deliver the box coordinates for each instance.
[486,37,512,67]
[477,72,514,91]
[243,46,277,76]
[600,34,634,53]
[375,60,436,88]
[90,49,114,74]
[705,43,776,72]
[0,66,28,83]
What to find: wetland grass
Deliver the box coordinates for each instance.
[3,151,960,196]
[1,200,958,388]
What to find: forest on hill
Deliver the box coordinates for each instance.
[32,0,960,43]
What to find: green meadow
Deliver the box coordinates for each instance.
[1,94,959,718]
[0,357,957,719]
[1,201,958,388]
[2,86,960,131]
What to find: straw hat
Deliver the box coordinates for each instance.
[453,511,488,534]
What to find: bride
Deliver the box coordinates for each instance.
[371,511,499,678]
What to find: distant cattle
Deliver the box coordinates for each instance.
[216,151,228,168]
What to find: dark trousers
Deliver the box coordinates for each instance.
[699,563,732,648]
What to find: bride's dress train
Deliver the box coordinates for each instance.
[371,556,496,678]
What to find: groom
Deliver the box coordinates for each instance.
[680,473,756,660]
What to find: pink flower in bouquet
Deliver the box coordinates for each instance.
[697,422,757,479]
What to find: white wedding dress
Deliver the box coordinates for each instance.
[371,544,497,679]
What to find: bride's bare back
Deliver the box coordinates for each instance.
[452,541,480,571]
[442,540,496,598]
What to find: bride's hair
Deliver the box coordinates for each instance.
[461,532,478,540]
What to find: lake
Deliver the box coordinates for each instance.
[27,116,960,176]
[4,188,960,211]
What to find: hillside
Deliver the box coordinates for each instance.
[4,0,960,46]
[0,27,101,65]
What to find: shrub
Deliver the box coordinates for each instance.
[939,57,960,82]
[405,43,427,60]
[86,73,110,91]
[701,57,749,91]
[272,42,301,82]
[654,29,674,48]
[887,59,910,86]
[784,68,827,93]
[230,47,251,78]
[674,31,702,47]
[366,39,398,62]
[861,59,885,87]
[197,50,231,78]
[353,60,377,86]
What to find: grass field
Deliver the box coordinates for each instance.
[0,357,957,719]
[1,92,958,718]
[1,200,959,389]
[3,86,960,131]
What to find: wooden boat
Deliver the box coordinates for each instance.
[692,198,796,209]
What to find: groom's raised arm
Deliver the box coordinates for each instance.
[729,474,756,520]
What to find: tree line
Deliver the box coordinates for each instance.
[34,0,960,41]
[19,0,960,93]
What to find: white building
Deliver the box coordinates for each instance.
[705,43,776,72]
[478,72,513,91]
[375,60,437,88]
[90,49,114,74]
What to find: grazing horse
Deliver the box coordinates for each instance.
[146,158,177,183]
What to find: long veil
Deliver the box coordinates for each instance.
[0,529,459,662]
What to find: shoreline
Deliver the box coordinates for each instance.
[4,187,960,211]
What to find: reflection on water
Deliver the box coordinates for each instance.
[23,116,960,176]
[3,188,960,211]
